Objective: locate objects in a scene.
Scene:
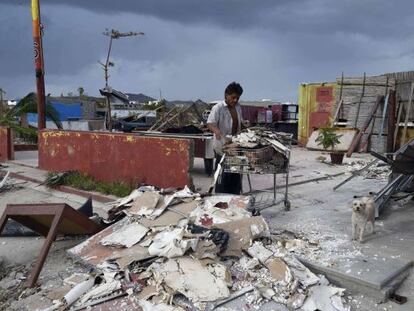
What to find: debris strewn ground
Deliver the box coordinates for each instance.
[56,186,351,311]
[1,148,413,311]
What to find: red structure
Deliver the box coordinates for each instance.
[38,130,193,189]
[0,127,14,162]
[309,86,335,132]
[241,104,283,124]
[31,0,46,129]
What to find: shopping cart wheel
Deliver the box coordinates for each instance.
[284,200,291,211]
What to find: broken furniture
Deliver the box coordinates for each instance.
[0,203,103,287]
[371,138,414,216]
[221,129,292,212]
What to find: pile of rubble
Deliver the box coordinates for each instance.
[346,160,391,180]
[41,186,351,311]
[222,128,291,174]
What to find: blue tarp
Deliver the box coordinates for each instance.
[27,101,82,122]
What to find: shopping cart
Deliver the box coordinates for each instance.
[220,134,292,213]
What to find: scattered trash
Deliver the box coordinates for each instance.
[63,186,352,310]
[346,160,391,180]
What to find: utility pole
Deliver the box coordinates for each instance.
[31,0,46,130]
[99,29,144,131]
[0,88,5,117]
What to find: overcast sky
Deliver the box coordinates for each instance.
[1,0,413,102]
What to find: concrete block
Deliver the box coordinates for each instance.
[299,257,412,302]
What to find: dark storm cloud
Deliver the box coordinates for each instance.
[4,0,414,37]
[0,0,414,100]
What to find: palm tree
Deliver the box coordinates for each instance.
[0,92,62,142]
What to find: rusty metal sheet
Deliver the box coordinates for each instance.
[38,130,193,189]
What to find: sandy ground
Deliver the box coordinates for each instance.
[0,148,413,310]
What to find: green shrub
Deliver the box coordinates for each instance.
[316,128,343,150]
[45,171,134,197]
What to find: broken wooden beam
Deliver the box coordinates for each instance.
[386,90,396,152]
[346,96,383,157]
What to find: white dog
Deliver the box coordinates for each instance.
[351,197,375,242]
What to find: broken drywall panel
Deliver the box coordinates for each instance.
[67,218,151,268]
[203,195,251,210]
[164,185,199,204]
[213,216,269,257]
[152,257,230,303]
[193,239,219,261]
[264,137,289,156]
[148,228,198,258]
[128,192,161,217]
[109,245,151,270]
[247,242,274,264]
[114,189,143,208]
[265,258,290,282]
[191,195,252,226]
[232,131,260,148]
[136,285,159,301]
[138,201,197,228]
[283,257,320,288]
[302,284,349,311]
[100,222,149,248]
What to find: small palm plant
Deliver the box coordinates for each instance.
[316,127,342,150]
[0,92,62,142]
[316,127,344,164]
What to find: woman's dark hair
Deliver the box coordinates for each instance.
[225,82,243,96]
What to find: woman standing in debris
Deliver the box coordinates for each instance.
[207,82,244,194]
